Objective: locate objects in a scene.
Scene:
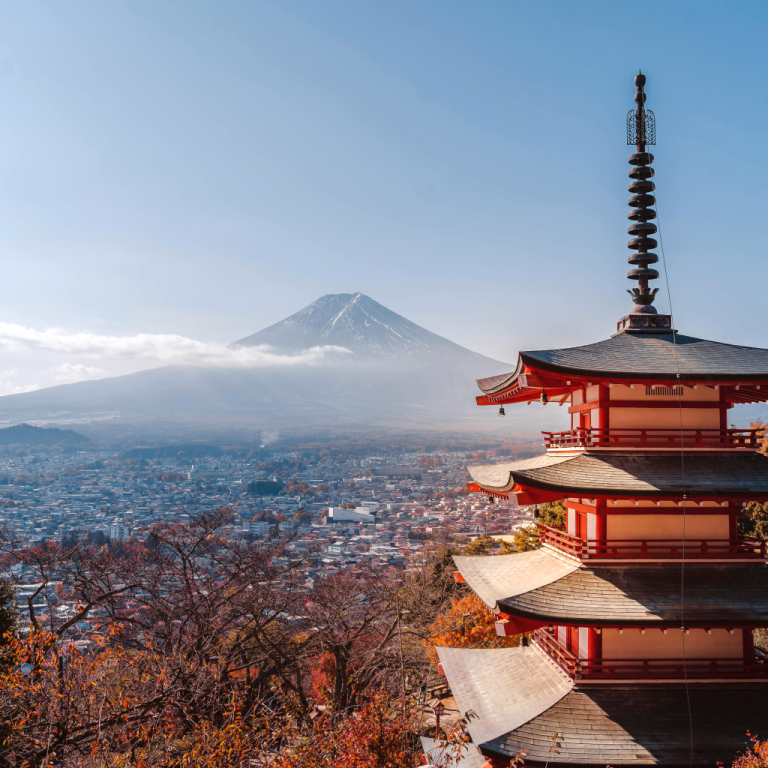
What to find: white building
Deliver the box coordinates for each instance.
[327,507,375,524]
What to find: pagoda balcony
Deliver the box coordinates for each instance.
[543,427,761,451]
[538,525,768,561]
[533,627,768,681]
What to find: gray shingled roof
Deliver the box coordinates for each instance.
[436,646,572,747]
[485,686,768,765]
[497,561,768,626]
[453,550,578,610]
[478,333,768,393]
[468,451,768,497]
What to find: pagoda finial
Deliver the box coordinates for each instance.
[626,71,659,315]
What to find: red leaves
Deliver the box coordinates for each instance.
[726,733,768,768]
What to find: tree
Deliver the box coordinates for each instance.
[727,734,768,768]
[0,576,15,645]
[511,500,567,552]
[0,513,464,766]
[246,479,283,496]
[425,592,521,665]
[462,535,496,556]
[538,500,566,527]
[512,525,541,552]
[740,501,768,539]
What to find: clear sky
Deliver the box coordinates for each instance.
[0,0,767,392]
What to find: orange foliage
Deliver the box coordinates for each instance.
[725,734,768,768]
[751,421,768,456]
[425,592,521,664]
[310,651,336,703]
[279,690,419,768]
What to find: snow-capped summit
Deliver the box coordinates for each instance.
[233,292,495,363]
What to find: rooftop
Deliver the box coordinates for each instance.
[467,451,768,499]
[454,550,768,626]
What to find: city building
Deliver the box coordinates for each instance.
[441,74,768,766]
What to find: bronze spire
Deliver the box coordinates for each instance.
[616,72,673,334]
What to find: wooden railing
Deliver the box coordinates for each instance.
[538,525,768,560]
[533,628,768,680]
[542,427,761,450]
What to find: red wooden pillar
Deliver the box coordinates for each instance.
[719,388,728,431]
[595,498,607,552]
[729,508,738,544]
[588,627,602,669]
[743,628,755,664]
[597,384,610,444]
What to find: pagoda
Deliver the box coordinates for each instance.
[438,74,768,766]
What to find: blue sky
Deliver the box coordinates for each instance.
[0,0,766,391]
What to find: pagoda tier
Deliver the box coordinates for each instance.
[453,551,768,627]
[437,646,768,767]
[467,452,768,502]
[477,332,768,406]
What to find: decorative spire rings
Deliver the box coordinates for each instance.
[626,72,659,315]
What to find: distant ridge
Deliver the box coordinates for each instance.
[0,423,91,446]
[233,292,499,364]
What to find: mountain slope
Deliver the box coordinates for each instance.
[0,294,542,439]
[233,292,493,362]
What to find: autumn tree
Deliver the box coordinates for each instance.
[0,512,462,766]
[727,734,768,768]
[0,576,15,646]
[425,592,521,665]
[512,500,567,552]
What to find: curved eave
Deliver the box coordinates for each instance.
[518,350,768,384]
[482,684,768,766]
[475,342,768,406]
[467,452,768,501]
[455,552,768,627]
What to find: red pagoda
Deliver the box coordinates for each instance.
[438,74,768,766]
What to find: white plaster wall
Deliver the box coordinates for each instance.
[601,628,743,659]
[609,407,720,429]
[578,627,589,659]
[567,508,576,536]
[586,385,601,402]
[606,514,730,540]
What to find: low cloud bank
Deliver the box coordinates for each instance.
[0,323,351,368]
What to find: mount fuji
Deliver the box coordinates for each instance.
[233,292,494,363]
[0,293,526,440]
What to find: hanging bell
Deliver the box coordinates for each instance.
[540,390,548,405]
[499,406,506,416]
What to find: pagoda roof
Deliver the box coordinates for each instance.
[453,550,578,611]
[468,451,768,499]
[485,682,768,765]
[438,646,768,765]
[478,332,768,396]
[435,646,573,747]
[454,550,768,625]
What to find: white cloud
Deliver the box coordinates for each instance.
[52,363,108,383]
[0,369,39,396]
[0,323,351,368]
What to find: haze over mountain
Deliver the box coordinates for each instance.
[0,294,550,441]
